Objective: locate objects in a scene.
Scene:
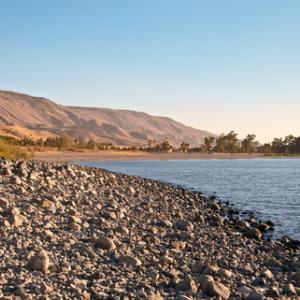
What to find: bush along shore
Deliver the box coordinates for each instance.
[0,160,300,299]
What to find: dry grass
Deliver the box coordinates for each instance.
[0,125,56,141]
[0,141,33,160]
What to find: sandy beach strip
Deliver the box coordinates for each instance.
[34,150,266,162]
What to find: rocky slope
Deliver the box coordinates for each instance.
[0,159,299,299]
[0,91,214,146]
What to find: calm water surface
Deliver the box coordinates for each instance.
[81,159,300,239]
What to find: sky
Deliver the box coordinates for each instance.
[0,0,299,142]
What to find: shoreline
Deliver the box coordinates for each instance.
[80,162,298,243]
[34,150,274,162]
[0,158,299,298]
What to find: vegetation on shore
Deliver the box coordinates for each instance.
[0,140,33,160]
[0,131,300,160]
[206,132,300,155]
[145,131,300,156]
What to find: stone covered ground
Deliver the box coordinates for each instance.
[0,159,300,300]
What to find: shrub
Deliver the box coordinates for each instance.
[0,140,33,160]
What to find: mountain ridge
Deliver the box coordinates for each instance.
[0,90,215,147]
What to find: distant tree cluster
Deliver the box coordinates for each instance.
[0,135,113,151]
[195,132,300,155]
[259,135,300,155]
[187,131,259,154]
[148,131,300,155]
[145,138,173,153]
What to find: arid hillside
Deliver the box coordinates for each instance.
[0,90,214,146]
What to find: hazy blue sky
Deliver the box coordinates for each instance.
[1,0,299,142]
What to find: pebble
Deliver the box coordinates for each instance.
[28,250,50,273]
[290,271,300,287]
[217,268,233,280]
[266,286,280,297]
[207,281,230,299]
[94,236,116,251]
[0,158,297,299]
[284,283,297,295]
[118,255,142,267]
[176,276,198,292]
[0,199,10,208]
[198,275,214,291]
[246,228,262,239]
[245,290,264,300]
[11,176,21,185]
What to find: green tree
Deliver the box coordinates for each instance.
[180,142,189,153]
[58,134,73,150]
[271,137,284,153]
[86,140,96,149]
[260,143,272,155]
[160,139,172,152]
[214,134,225,152]
[148,139,156,148]
[203,136,215,152]
[214,131,239,153]
[283,135,296,154]
[226,130,239,153]
[241,134,258,154]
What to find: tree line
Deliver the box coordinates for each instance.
[0,135,114,151]
[1,131,300,155]
[197,132,300,155]
[259,135,300,155]
[145,131,300,155]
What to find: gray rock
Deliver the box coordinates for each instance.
[284,283,297,295]
[245,290,264,300]
[197,275,214,291]
[176,276,198,292]
[290,271,300,287]
[94,236,116,251]
[28,250,50,273]
[237,286,252,297]
[0,199,10,209]
[217,268,233,280]
[207,281,230,299]
[118,255,142,267]
[11,176,21,185]
[246,228,262,239]
[266,286,280,297]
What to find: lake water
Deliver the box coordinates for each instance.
[81,159,300,240]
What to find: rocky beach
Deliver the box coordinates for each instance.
[0,159,300,300]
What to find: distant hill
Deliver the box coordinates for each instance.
[0,90,215,147]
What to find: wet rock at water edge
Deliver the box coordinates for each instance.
[245,227,262,239]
